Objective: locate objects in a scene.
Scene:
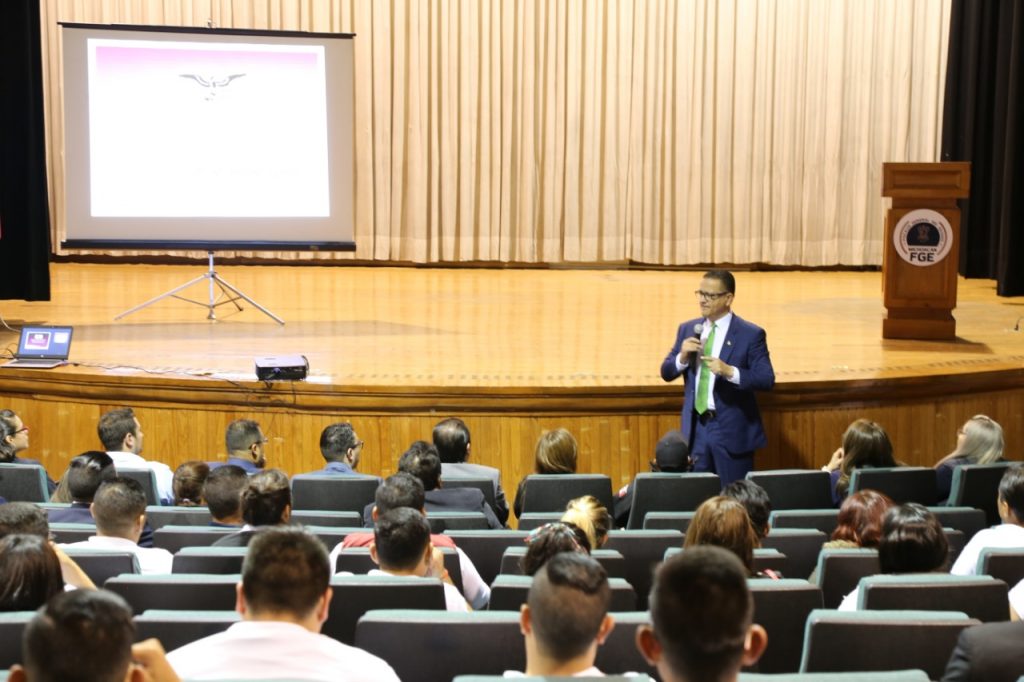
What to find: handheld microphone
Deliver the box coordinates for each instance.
[689,322,704,362]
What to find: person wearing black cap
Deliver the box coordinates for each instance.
[612,430,690,527]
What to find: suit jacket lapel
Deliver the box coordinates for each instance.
[718,316,739,365]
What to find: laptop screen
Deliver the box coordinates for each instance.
[17,326,74,359]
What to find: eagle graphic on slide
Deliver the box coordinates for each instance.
[180,73,246,101]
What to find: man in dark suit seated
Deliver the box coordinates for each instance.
[942,620,1024,682]
[304,422,363,475]
[210,419,267,474]
[434,417,509,525]
[203,464,247,527]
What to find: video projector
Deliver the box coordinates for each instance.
[254,355,309,381]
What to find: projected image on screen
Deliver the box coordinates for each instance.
[87,39,329,218]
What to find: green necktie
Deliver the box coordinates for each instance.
[695,323,716,414]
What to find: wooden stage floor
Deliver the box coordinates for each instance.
[1,263,1022,485]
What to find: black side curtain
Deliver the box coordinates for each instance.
[0,0,51,301]
[942,0,1024,297]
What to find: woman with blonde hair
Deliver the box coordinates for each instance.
[513,428,579,518]
[821,419,898,506]
[934,415,1005,503]
[561,495,612,549]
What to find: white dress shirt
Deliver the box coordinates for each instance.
[675,312,742,410]
[107,450,175,505]
[950,523,1024,575]
[61,535,173,575]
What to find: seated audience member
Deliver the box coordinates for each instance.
[562,495,612,550]
[613,429,690,527]
[0,409,57,494]
[98,407,174,505]
[213,419,267,474]
[61,477,173,575]
[339,472,489,609]
[685,496,776,578]
[839,502,949,610]
[10,589,182,682]
[166,527,400,681]
[434,417,510,525]
[213,469,292,547]
[521,521,591,577]
[50,451,156,548]
[0,503,95,590]
[514,428,579,519]
[951,464,1024,575]
[203,464,247,527]
[934,414,1005,503]
[509,552,615,677]
[392,440,502,529]
[369,507,468,612]
[636,545,767,682]
[809,489,895,584]
[306,422,363,475]
[941,619,1024,682]
[0,534,64,611]
[722,479,772,540]
[821,418,899,506]
[172,460,209,506]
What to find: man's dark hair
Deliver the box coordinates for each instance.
[433,417,471,464]
[649,545,753,681]
[521,521,591,576]
[375,473,426,514]
[242,528,330,619]
[999,464,1024,522]
[0,409,20,461]
[204,465,249,522]
[373,507,431,572]
[225,419,262,453]
[0,502,50,538]
[397,441,442,491]
[66,451,116,503]
[878,503,948,574]
[96,408,137,451]
[722,480,772,539]
[0,534,64,611]
[21,588,136,682]
[528,552,611,662]
[241,469,291,526]
[319,422,358,462]
[173,460,211,506]
[703,269,736,295]
[91,478,147,538]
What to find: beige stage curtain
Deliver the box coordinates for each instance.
[39,0,950,265]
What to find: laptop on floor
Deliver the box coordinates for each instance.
[1,325,74,369]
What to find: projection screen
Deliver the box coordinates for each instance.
[60,23,355,251]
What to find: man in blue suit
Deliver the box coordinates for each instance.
[660,270,775,487]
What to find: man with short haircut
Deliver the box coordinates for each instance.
[306,422,362,475]
[98,407,174,505]
[0,502,96,590]
[952,464,1024,575]
[722,479,772,539]
[397,440,502,529]
[61,477,173,574]
[212,468,291,547]
[636,545,766,682]
[216,419,267,474]
[369,507,469,612]
[434,417,509,525]
[9,589,181,682]
[166,527,400,681]
[203,464,248,527]
[508,552,615,677]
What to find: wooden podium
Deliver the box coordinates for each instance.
[881,162,970,340]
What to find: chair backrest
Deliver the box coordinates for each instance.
[604,530,684,610]
[642,511,696,532]
[425,511,490,532]
[752,548,788,575]
[133,610,240,651]
[814,548,881,609]
[760,529,829,579]
[104,574,240,614]
[747,579,824,674]
[332,547,463,594]
[944,528,967,567]
[800,609,978,679]
[857,574,1009,622]
[978,548,1024,587]
[746,470,833,510]
[144,506,212,529]
[626,473,721,529]
[488,575,636,611]
[290,510,362,527]
[0,463,49,502]
[325,575,446,644]
[172,547,248,574]
[928,506,987,541]
[849,467,938,506]
[948,462,1016,526]
[116,468,159,506]
[444,530,528,586]
[152,525,236,552]
[498,547,627,580]
[740,673,929,682]
[0,612,34,669]
[48,522,97,544]
[515,512,563,531]
[62,548,140,584]
[443,477,497,512]
[769,509,840,535]
[290,474,381,512]
[519,474,614,515]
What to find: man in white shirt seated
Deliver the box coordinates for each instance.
[98,407,174,505]
[368,507,469,612]
[167,527,400,682]
[505,552,616,678]
[61,477,173,575]
[951,464,1024,575]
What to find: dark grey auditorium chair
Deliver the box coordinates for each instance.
[747,579,824,674]
[488,574,636,611]
[48,522,97,544]
[978,548,1024,587]
[144,506,211,529]
[642,511,696,532]
[856,574,1009,623]
[499,547,627,580]
[0,612,34,669]
[664,547,788,577]
[741,673,929,682]
[425,511,490,532]
[290,474,381,513]
[290,510,363,527]
[333,546,463,594]
[116,468,160,506]
[928,506,987,541]
[62,549,140,584]
[134,610,240,651]
[152,525,236,552]
[604,529,683,609]
[760,528,829,579]
[104,574,240,614]
[799,609,978,680]
[813,548,881,609]
[849,467,938,506]
[442,476,498,514]
[0,463,50,502]
[746,470,833,510]
[518,474,614,515]
[172,547,248,574]
[324,575,446,644]
[515,512,563,531]
[948,462,1016,526]
[625,473,721,529]
[769,509,840,535]
[443,530,528,586]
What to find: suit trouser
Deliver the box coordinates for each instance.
[689,410,754,488]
